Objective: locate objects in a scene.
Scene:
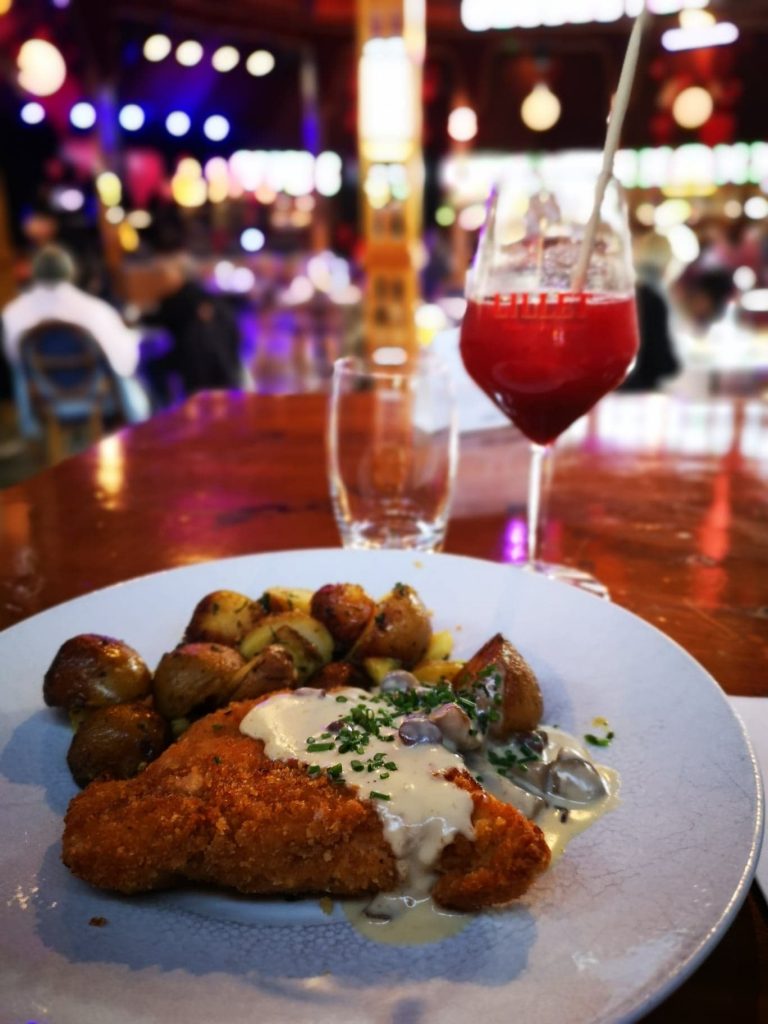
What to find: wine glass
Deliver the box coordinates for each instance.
[459,175,639,598]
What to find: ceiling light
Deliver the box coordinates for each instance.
[447,106,478,143]
[20,101,45,125]
[143,35,172,62]
[241,228,265,252]
[672,86,713,130]
[744,196,768,220]
[520,83,561,132]
[212,46,240,72]
[166,111,191,137]
[118,104,145,131]
[203,115,230,142]
[679,9,715,29]
[246,50,275,77]
[662,23,738,52]
[17,39,67,97]
[70,101,97,130]
[176,41,203,67]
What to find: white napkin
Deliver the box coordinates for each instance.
[729,697,767,896]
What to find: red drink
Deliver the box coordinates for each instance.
[460,293,639,445]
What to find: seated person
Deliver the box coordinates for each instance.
[2,246,149,426]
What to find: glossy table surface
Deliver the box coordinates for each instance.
[0,390,766,1021]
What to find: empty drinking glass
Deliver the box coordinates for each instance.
[327,351,458,551]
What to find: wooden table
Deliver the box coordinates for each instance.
[1,390,766,1021]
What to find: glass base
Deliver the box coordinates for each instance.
[520,560,610,600]
[338,518,446,553]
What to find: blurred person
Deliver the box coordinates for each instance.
[144,255,244,405]
[621,232,680,392]
[1,245,149,424]
[671,264,735,333]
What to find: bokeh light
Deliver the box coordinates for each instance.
[70,101,97,130]
[212,46,240,72]
[20,101,45,125]
[246,50,275,76]
[118,104,145,131]
[521,83,561,132]
[672,86,713,129]
[166,111,191,137]
[127,210,152,230]
[17,39,67,97]
[144,34,171,62]
[203,115,230,142]
[744,196,768,220]
[176,40,203,67]
[95,172,122,207]
[447,106,478,143]
[241,227,266,252]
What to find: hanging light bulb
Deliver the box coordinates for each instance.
[520,83,561,132]
[212,46,240,72]
[447,106,478,143]
[144,35,172,62]
[17,39,67,97]
[672,86,713,129]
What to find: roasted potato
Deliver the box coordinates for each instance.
[153,643,246,720]
[228,645,297,700]
[452,633,543,738]
[240,612,334,682]
[348,584,432,669]
[411,660,465,685]
[66,703,170,788]
[184,590,265,646]
[310,583,376,653]
[308,660,368,690]
[43,634,152,711]
[259,587,314,615]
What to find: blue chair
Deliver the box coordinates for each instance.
[18,321,126,463]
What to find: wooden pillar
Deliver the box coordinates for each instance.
[356,0,425,355]
[0,174,16,308]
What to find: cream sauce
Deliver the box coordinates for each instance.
[468,727,621,864]
[240,687,475,897]
[240,691,620,945]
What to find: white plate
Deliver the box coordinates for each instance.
[0,549,762,1024]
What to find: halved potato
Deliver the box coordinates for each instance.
[184,590,264,646]
[348,584,432,669]
[229,645,297,699]
[240,612,334,682]
[258,587,314,615]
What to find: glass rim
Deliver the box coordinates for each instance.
[332,350,451,380]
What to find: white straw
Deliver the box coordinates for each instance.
[571,4,650,293]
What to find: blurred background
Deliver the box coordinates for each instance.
[0,0,767,481]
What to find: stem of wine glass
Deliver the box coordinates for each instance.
[527,443,550,566]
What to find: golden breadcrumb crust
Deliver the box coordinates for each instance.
[63,699,550,910]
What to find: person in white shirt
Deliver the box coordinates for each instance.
[1,246,149,429]
[2,245,140,377]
